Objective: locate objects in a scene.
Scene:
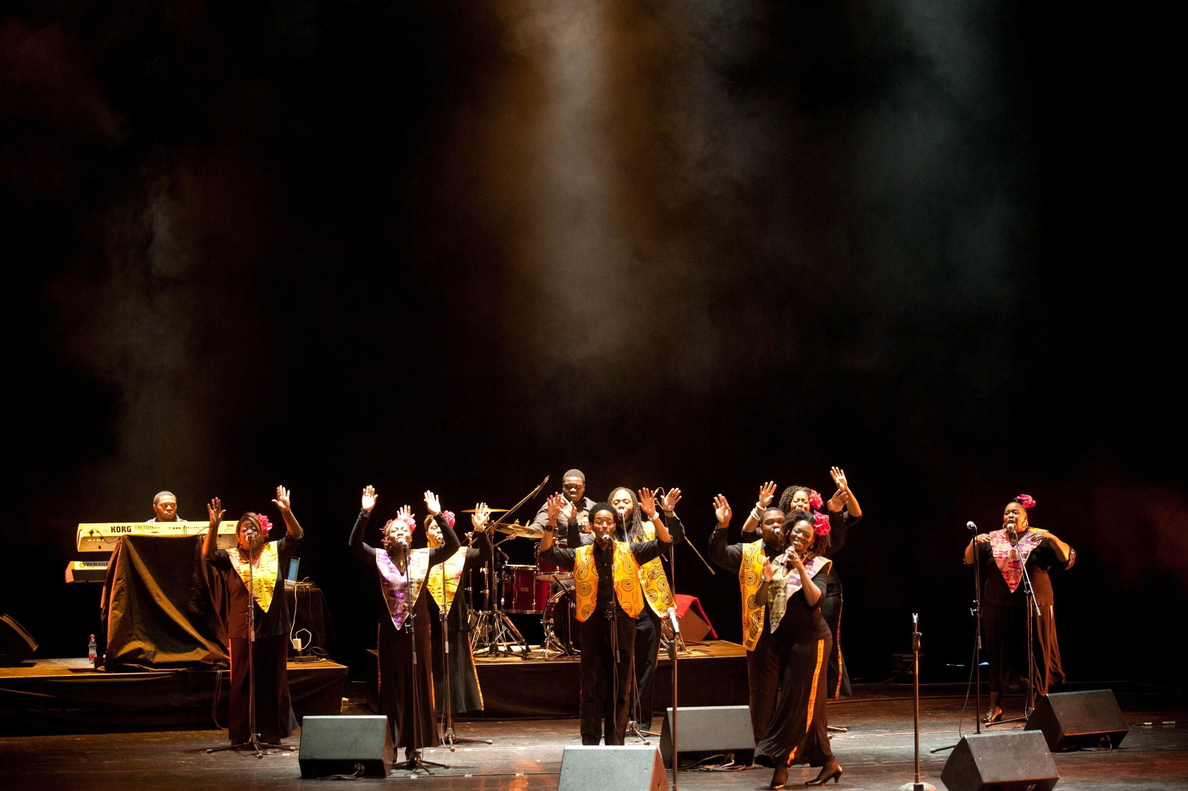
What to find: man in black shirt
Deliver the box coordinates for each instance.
[539,489,683,744]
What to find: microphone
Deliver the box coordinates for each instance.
[667,606,680,635]
[966,521,977,531]
[395,534,408,548]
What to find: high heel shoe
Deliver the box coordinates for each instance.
[805,758,843,786]
[981,707,1003,724]
[770,763,789,789]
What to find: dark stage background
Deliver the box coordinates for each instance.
[2,2,1180,688]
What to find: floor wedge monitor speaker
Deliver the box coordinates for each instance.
[558,745,667,791]
[658,705,755,768]
[1026,689,1129,751]
[940,730,1059,791]
[298,715,392,778]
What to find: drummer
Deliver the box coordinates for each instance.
[530,469,595,548]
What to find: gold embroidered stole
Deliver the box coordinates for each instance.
[226,540,280,614]
[426,547,467,613]
[768,555,832,632]
[638,521,675,616]
[739,540,767,651]
[572,542,646,622]
[375,547,431,629]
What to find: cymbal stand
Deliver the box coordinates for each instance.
[470,537,530,658]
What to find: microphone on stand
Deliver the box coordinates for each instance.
[966,521,977,531]
[667,606,680,635]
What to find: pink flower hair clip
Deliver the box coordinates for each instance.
[813,511,831,536]
[1015,494,1037,509]
[809,490,824,510]
[256,514,273,533]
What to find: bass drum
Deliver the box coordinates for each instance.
[544,587,581,652]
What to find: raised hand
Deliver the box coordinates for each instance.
[660,487,683,514]
[362,485,378,513]
[546,492,566,523]
[762,557,775,582]
[273,486,292,513]
[397,505,414,525]
[830,467,849,492]
[638,488,659,518]
[471,502,491,531]
[713,494,732,526]
[208,497,225,525]
[758,481,777,508]
[424,490,441,516]
[828,488,850,512]
[560,499,578,523]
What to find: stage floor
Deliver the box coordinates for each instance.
[1,689,1185,790]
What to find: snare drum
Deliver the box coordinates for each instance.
[501,564,550,613]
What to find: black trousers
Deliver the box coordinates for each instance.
[754,630,834,767]
[579,614,636,744]
[820,586,851,698]
[227,634,295,745]
[634,608,662,727]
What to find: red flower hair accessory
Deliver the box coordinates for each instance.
[256,514,273,534]
[813,511,831,536]
[393,513,417,532]
[1015,494,1037,509]
[809,490,824,510]
[442,510,456,529]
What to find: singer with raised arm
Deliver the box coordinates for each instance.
[740,468,863,699]
[202,487,305,747]
[538,489,683,745]
[350,487,460,758]
[425,503,494,717]
[965,494,1074,724]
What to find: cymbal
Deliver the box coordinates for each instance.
[493,522,544,539]
[461,507,509,513]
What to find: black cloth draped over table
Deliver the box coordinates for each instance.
[100,535,334,671]
[102,535,228,670]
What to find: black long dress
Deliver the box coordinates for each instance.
[427,531,491,716]
[754,565,834,769]
[974,530,1072,697]
[206,534,301,745]
[350,510,459,754]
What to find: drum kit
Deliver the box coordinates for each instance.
[462,479,580,659]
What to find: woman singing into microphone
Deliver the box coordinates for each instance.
[964,494,1074,723]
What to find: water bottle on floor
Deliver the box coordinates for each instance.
[88,634,97,667]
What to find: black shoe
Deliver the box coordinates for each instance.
[770,763,789,789]
[805,758,843,785]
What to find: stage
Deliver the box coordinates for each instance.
[0,684,1184,790]
[0,658,347,735]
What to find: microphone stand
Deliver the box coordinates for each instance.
[438,544,493,749]
[392,590,448,775]
[667,606,681,790]
[622,510,651,744]
[999,524,1043,724]
[208,535,279,758]
[931,520,984,755]
[898,614,936,791]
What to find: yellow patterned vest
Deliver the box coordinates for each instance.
[739,540,768,651]
[572,542,646,622]
[638,521,675,616]
[426,547,467,614]
[226,540,280,614]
